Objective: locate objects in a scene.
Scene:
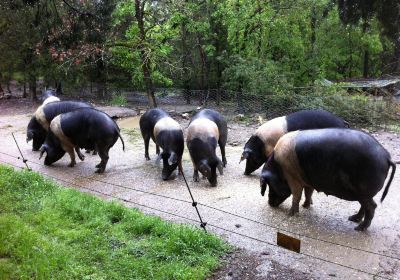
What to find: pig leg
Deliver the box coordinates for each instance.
[75,148,85,161]
[287,176,303,216]
[349,205,365,223]
[95,146,110,173]
[302,186,314,208]
[355,199,377,231]
[219,142,227,167]
[65,146,76,167]
[193,168,200,182]
[144,135,151,160]
[178,160,183,175]
[156,144,160,156]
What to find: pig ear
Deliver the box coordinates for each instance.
[217,159,224,175]
[168,152,178,165]
[260,170,278,196]
[260,175,269,197]
[26,131,34,143]
[239,150,250,164]
[39,144,47,159]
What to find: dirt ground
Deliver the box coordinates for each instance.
[1,96,400,279]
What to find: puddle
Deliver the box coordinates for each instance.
[117,116,141,129]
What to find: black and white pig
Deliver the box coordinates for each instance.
[27,101,92,151]
[260,128,396,231]
[41,88,60,105]
[139,108,184,180]
[241,109,349,175]
[39,108,125,173]
[187,109,227,186]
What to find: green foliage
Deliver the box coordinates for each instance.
[223,55,291,95]
[1,0,399,106]
[262,85,395,128]
[109,92,128,106]
[111,0,174,90]
[0,165,229,279]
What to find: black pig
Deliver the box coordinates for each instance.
[241,109,348,175]
[139,108,184,180]
[27,101,92,151]
[40,108,125,173]
[187,109,227,186]
[260,128,396,231]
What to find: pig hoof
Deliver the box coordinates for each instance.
[95,163,101,168]
[79,155,85,161]
[145,155,150,160]
[348,214,363,223]
[68,162,75,167]
[302,202,311,208]
[95,168,105,174]
[289,209,298,216]
[193,176,199,182]
[354,224,367,231]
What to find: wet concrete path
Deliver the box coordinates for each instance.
[0,108,399,279]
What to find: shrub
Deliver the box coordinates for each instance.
[109,92,128,106]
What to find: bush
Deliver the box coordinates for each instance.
[109,92,128,106]
[261,86,398,128]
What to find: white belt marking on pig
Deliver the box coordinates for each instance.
[42,96,60,106]
[35,105,49,131]
[153,117,182,139]
[50,115,75,150]
[187,118,219,143]
[274,131,308,189]
[255,116,287,157]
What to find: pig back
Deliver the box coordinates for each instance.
[293,128,391,200]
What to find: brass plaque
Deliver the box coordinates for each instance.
[277,232,301,253]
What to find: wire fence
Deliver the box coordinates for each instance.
[0,145,398,279]
[65,85,400,131]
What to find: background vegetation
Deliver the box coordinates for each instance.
[0,165,229,279]
[0,1,399,126]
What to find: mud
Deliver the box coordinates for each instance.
[0,99,399,279]
[117,116,141,129]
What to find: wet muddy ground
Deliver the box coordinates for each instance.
[0,98,399,279]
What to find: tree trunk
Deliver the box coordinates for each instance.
[237,82,245,114]
[362,20,370,78]
[0,72,3,96]
[135,0,157,108]
[6,80,11,93]
[56,81,63,95]
[197,35,209,106]
[23,83,27,98]
[23,73,27,98]
[363,50,369,78]
[392,38,400,74]
[28,75,37,100]
[181,6,191,105]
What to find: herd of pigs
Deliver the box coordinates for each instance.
[26,89,396,231]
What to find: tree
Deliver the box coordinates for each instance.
[376,1,400,73]
[112,0,175,107]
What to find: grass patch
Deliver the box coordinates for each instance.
[109,93,128,106]
[121,128,142,143]
[0,165,229,279]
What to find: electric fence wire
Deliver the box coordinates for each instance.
[0,152,397,279]
[1,149,398,262]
